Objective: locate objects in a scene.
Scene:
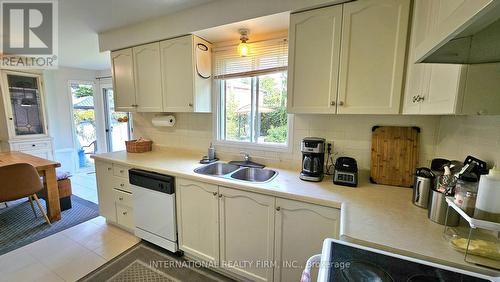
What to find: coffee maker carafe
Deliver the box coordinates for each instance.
[300,137,326,182]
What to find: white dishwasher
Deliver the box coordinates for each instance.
[129,169,179,253]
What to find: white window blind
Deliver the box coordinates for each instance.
[213,38,288,79]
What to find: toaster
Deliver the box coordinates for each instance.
[333,157,358,187]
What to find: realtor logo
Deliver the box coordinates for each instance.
[1,0,58,68]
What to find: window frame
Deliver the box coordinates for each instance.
[213,72,293,153]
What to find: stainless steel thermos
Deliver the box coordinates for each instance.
[412,168,435,208]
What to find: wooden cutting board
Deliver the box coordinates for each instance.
[370,126,420,187]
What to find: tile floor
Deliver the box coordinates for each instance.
[0,216,140,282]
[71,170,98,204]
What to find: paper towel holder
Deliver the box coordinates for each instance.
[152,115,176,127]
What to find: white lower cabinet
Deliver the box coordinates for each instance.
[95,161,116,221]
[175,179,341,282]
[274,198,340,282]
[95,160,134,231]
[7,138,54,160]
[219,187,276,282]
[176,179,219,264]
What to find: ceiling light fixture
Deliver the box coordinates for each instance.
[238,29,250,57]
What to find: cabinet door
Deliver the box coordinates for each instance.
[111,49,136,112]
[176,179,219,263]
[95,161,116,222]
[403,0,433,114]
[274,199,340,282]
[21,149,51,160]
[287,5,342,114]
[219,187,275,282]
[419,64,465,114]
[337,0,410,114]
[160,36,195,112]
[133,42,163,112]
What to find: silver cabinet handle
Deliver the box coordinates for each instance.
[330,101,336,106]
[276,206,281,211]
[338,101,344,106]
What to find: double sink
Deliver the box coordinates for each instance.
[194,162,277,183]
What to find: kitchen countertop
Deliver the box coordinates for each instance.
[91,149,500,278]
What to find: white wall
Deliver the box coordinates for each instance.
[435,116,500,167]
[43,67,99,173]
[98,0,344,51]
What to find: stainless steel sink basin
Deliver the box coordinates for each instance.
[230,167,277,183]
[194,163,278,183]
[194,163,240,176]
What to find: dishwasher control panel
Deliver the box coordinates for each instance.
[129,169,175,194]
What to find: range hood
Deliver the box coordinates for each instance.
[415,0,500,64]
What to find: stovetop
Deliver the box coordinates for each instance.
[325,240,490,282]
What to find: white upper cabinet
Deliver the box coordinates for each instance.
[274,198,340,282]
[111,48,137,112]
[176,179,219,264]
[111,35,212,113]
[219,187,275,282]
[403,0,500,115]
[403,0,466,115]
[287,5,342,114]
[337,0,410,114]
[287,0,410,115]
[132,42,163,112]
[160,35,212,113]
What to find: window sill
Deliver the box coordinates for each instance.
[214,140,292,153]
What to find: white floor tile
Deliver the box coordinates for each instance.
[0,250,38,274]
[46,248,106,281]
[0,255,64,282]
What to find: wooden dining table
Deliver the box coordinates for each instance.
[0,151,62,222]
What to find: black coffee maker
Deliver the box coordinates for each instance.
[300,137,326,182]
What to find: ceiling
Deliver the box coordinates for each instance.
[194,12,289,44]
[58,0,214,70]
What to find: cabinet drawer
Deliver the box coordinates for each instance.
[113,189,133,207]
[15,141,50,151]
[116,204,134,230]
[113,164,129,178]
[111,176,131,193]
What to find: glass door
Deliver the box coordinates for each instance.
[6,74,46,136]
[70,82,97,170]
[103,88,131,152]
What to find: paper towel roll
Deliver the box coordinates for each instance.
[152,115,176,127]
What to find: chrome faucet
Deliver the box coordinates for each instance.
[240,152,250,162]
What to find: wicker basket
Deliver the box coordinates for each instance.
[125,139,153,153]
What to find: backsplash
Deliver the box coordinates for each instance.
[435,116,500,167]
[132,113,477,170]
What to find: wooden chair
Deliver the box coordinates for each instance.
[0,163,51,225]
